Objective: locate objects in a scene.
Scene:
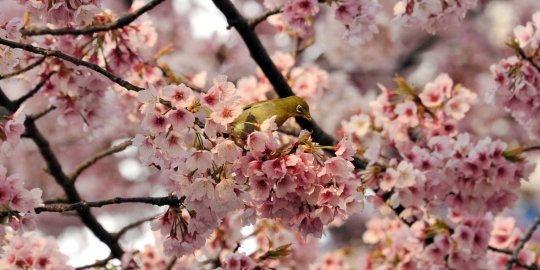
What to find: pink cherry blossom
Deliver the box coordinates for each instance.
[163,84,195,108]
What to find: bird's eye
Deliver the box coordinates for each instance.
[296,105,303,113]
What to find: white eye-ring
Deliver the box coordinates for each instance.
[296,105,303,113]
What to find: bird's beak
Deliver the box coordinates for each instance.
[305,114,313,122]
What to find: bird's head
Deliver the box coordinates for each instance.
[282,96,312,122]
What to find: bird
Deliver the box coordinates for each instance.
[231,96,313,140]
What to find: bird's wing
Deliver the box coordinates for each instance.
[242,100,271,110]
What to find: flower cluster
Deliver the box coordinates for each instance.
[0,106,25,154]
[135,75,364,258]
[341,74,533,222]
[393,0,478,33]
[0,165,42,234]
[487,11,540,140]
[513,12,540,50]
[311,251,349,270]
[2,1,159,133]
[487,216,537,269]
[16,0,101,26]
[0,13,24,71]
[357,214,534,270]
[334,0,381,45]
[0,234,73,270]
[264,0,320,36]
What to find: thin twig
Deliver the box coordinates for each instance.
[20,0,167,36]
[150,62,206,93]
[114,216,157,240]
[524,145,540,152]
[488,246,512,255]
[13,71,55,108]
[0,37,145,92]
[30,106,56,120]
[68,140,133,182]
[74,255,113,270]
[506,214,540,270]
[164,256,178,270]
[0,56,47,80]
[247,7,282,29]
[33,196,181,214]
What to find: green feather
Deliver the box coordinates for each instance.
[231,96,312,139]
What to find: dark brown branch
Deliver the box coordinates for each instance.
[524,145,540,152]
[0,37,145,92]
[31,106,56,120]
[68,140,133,182]
[211,0,367,169]
[25,118,125,258]
[0,87,124,258]
[506,214,540,270]
[34,196,181,214]
[113,216,157,240]
[13,71,55,108]
[488,246,512,255]
[212,0,293,97]
[0,56,47,80]
[247,7,282,29]
[74,255,113,270]
[164,256,178,270]
[20,0,166,36]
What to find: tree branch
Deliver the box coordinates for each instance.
[247,7,282,29]
[0,87,124,258]
[164,256,178,270]
[149,61,207,93]
[30,106,56,120]
[0,37,145,92]
[74,255,113,270]
[506,214,540,270]
[34,196,181,214]
[113,216,157,241]
[524,145,540,152]
[0,56,47,80]
[211,0,367,169]
[20,0,167,36]
[68,140,133,182]
[13,71,55,108]
[488,246,512,255]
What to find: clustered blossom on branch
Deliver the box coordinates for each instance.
[358,215,537,269]
[134,75,364,258]
[1,0,540,268]
[16,0,100,26]
[0,1,158,134]
[0,234,73,270]
[488,11,540,140]
[337,73,536,268]
[334,0,381,45]
[393,0,478,33]
[0,165,43,234]
[0,106,25,154]
[264,0,380,44]
[122,213,319,269]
